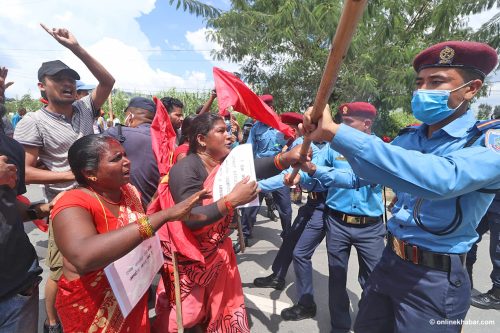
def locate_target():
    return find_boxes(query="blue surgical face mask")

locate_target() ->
[411,81,471,125]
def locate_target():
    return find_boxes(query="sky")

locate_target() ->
[0,0,499,111]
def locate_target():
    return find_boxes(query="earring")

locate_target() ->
[88,176,97,182]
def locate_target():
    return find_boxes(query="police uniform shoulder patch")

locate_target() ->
[485,129,500,153]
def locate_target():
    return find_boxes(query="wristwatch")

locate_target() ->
[26,204,39,220]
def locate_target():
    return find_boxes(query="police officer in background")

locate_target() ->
[287,103,385,332]
[253,112,324,293]
[470,194,500,309]
[105,97,160,206]
[238,94,292,251]
[299,41,500,332]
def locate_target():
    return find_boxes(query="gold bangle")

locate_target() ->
[137,216,154,240]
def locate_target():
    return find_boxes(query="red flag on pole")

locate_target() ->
[147,97,204,263]
[213,67,295,138]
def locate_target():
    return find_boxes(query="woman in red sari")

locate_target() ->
[154,113,305,332]
[50,135,206,333]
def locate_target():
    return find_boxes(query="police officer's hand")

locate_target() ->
[280,144,312,168]
[300,161,317,176]
[284,173,300,187]
[0,155,17,189]
[227,176,259,207]
[300,104,338,142]
[40,24,80,51]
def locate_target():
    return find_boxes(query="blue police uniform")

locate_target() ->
[470,194,500,308]
[241,121,291,241]
[255,142,324,291]
[301,144,385,332]
[322,112,500,332]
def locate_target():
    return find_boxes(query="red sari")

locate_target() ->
[153,166,249,333]
[51,184,150,333]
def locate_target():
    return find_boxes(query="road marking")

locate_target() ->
[244,293,291,314]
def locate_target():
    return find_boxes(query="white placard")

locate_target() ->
[213,144,259,208]
[104,234,163,318]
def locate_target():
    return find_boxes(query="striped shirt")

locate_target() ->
[14,95,97,199]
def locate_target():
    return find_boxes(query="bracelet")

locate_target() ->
[137,216,154,240]
[223,195,235,212]
[274,153,285,170]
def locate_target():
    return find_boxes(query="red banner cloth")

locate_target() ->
[147,97,204,263]
[213,67,295,138]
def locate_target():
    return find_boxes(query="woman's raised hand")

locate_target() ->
[165,189,210,221]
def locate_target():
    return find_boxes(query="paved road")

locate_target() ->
[25,186,499,332]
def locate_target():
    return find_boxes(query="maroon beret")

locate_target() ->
[338,102,377,119]
[413,41,498,78]
[259,94,273,103]
[280,112,303,126]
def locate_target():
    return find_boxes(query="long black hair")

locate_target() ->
[188,113,223,154]
[68,134,117,186]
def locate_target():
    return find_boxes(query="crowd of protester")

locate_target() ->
[0,24,499,333]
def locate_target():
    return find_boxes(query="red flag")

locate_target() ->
[213,67,295,138]
[148,97,204,263]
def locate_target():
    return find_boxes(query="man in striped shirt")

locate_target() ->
[13,25,114,333]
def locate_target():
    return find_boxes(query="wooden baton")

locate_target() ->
[289,0,368,179]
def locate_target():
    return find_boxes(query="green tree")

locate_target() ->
[200,0,499,135]
[493,105,500,119]
[4,94,43,115]
[477,103,493,119]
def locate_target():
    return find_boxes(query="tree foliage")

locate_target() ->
[168,0,221,18]
[494,105,500,119]
[205,0,500,135]
[477,103,493,119]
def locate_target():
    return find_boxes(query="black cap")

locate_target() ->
[38,60,80,82]
[126,97,156,113]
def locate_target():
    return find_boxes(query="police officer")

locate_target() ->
[285,103,385,333]
[300,41,500,332]
[253,113,325,292]
[105,97,159,206]
[470,194,500,309]
[238,95,292,250]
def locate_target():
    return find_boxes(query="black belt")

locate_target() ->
[327,207,381,225]
[388,233,466,272]
[307,191,326,201]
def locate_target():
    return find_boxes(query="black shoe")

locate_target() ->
[471,288,500,310]
[253,273,285,290]
[281,303,317,321]
[233,239,249,254]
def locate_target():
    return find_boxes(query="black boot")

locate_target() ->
[281,303,317,321]
[253,273,285,290]
[471,287,500,310]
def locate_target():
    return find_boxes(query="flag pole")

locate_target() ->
[289,0,368,179]
[172,251,184,332]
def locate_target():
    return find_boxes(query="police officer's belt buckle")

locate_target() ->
[308,192,318,200]
[391,235,419,265]
[343,214,363,224]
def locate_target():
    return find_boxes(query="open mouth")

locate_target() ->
[61,88,74,97]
